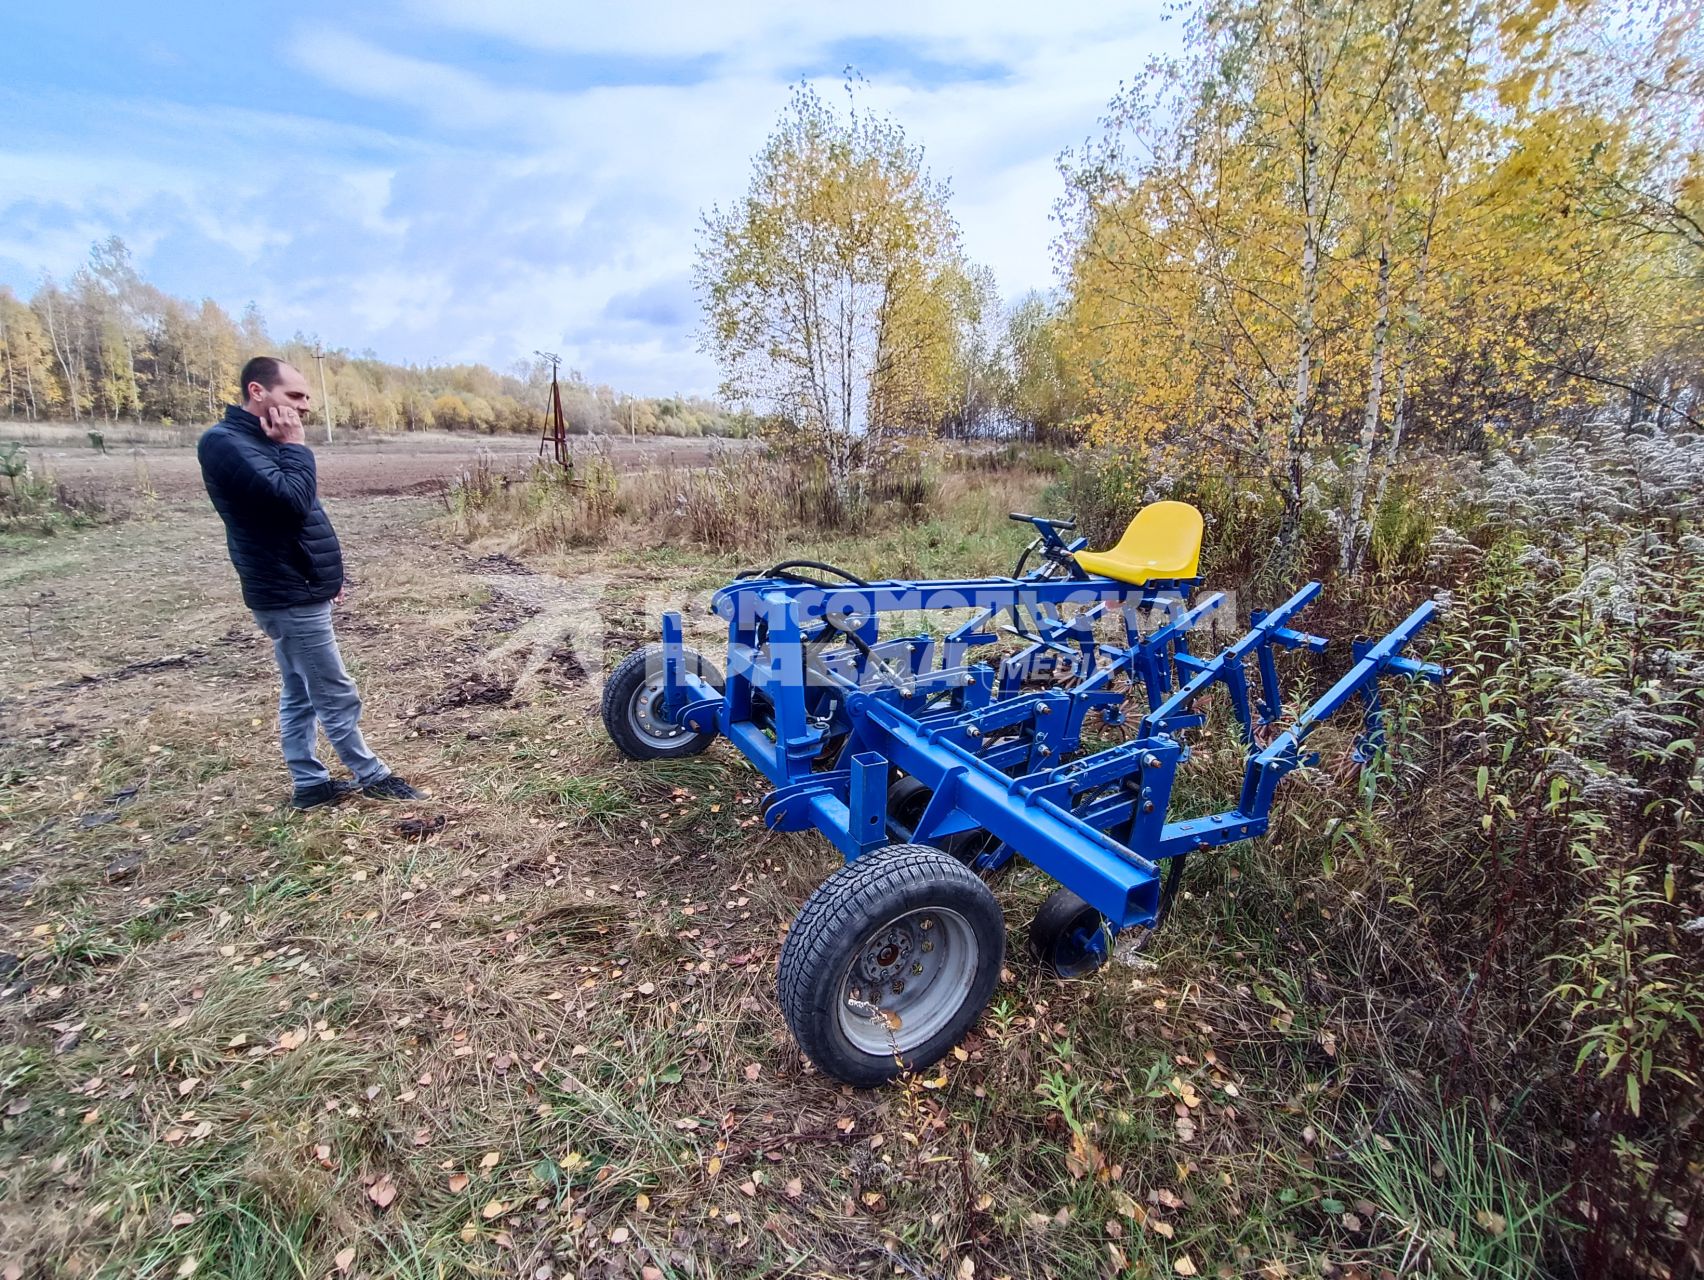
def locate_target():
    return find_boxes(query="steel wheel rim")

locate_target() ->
[629,675,687,749]
[837,907,978,1056]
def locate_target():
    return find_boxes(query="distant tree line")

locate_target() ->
[0,238,755,438]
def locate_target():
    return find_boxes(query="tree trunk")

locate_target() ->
[124,329,140,424]
[0,308,12,418]
[1370,233,1431,520]
[42,291,81,421]
[1341,189,1397,576]
[1281,46,1322,563]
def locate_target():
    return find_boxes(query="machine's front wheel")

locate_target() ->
[778,845,1005,1087]
[601,645,722,761]
[1028,887,1111,979]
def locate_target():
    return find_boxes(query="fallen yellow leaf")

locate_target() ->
[1476,1208,1508,1236]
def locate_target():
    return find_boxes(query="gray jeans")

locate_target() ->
[251,602,390,790]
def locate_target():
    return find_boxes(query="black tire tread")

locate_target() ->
[600,644,722,760]
[1028,886,1110,979]
[778,845,1004,1086]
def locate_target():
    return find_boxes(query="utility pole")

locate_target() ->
[313,344,335,444]
[534,351,570,471]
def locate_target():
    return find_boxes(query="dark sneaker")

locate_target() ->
[364,775,424,802]
[291,779,359,811]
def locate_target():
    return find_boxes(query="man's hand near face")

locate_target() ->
[262,404,308,446]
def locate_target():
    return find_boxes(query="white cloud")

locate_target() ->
[1,3,1179,395]
[407,0,1163,66]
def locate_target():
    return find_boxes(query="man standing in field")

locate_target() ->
[198,356,422,810]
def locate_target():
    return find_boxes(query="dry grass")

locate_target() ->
[443,446,952,557]
[0,466,1552,1279]
[0,421,203,449]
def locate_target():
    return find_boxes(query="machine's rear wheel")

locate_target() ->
[1028,887,1111,979]
[886,777,1001,867]
[777,845,1005,1087]
[601,645,722,760]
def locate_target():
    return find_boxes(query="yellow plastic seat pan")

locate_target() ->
[1072,501,1204,586]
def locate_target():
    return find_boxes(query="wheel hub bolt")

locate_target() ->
[921,939,934,953]
[910,962,924,975]
[920,917,934,930]
[890,979,905,994]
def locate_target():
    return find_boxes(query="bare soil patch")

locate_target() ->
[14,430,753,505]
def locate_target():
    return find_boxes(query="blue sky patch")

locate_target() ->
[0,2,1174,396]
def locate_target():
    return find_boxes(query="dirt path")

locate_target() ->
[0,494,870,1275]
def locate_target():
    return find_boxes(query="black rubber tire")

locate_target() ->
[600,645,723,761]
[777,845,1005,1087]
[1028,887,1112,979]
[885,777,933,840]
[885,777,1001,867]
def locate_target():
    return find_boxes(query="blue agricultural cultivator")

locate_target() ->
[601,502,1446,1085]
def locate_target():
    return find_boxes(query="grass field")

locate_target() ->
[0,445,1549,1279]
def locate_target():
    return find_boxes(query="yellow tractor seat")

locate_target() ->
[1072,501,1205,586]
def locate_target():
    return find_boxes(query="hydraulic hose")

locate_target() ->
[735,559,871,587]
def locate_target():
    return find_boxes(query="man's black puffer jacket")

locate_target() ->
[198,405,344,610]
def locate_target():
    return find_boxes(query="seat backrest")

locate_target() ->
[1115,501,1204,576]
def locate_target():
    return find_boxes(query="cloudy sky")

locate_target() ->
[0,3,1177,396]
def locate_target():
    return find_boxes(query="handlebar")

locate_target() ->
[1008,512,1077,532]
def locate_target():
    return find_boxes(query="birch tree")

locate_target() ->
[696,83,971,482]
[1059,0,1700,570]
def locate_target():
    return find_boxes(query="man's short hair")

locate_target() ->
[239,356,287,399]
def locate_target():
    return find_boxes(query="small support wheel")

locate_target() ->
[1028,887,1112,979]
[886,778,999,867]
[777,845,1005,1087]
[600,645,722,760]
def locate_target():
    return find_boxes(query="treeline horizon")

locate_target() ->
[0,240,757,439]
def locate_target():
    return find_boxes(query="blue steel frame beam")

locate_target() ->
[849,695,1163,929]
[659,571,1444,941]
